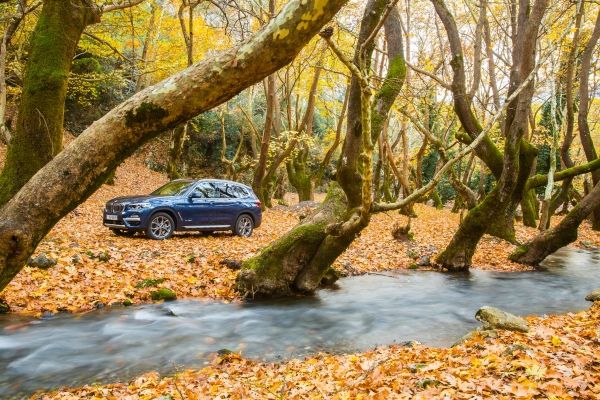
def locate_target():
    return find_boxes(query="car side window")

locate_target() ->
[193,182,218,198]
[233,186,249,198]
[216,183,236,198]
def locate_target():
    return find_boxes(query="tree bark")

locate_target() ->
[287,64,321,202]
[0,0,35,144]
[510,181,600,265]
[550,0,584,218]
[433,0,548,270]
[0,0,101,206]
[577,8,600,230]
[0,0,350,292]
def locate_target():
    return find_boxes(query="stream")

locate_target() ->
[1,247,599,398]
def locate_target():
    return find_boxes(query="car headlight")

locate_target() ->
[127,202,152,210]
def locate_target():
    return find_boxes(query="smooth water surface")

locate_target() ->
[1,247,599,398]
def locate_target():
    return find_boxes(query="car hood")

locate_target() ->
[107,195,172,205]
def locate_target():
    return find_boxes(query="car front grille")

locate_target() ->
[108,203,125,213]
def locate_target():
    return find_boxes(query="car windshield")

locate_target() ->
[151,181,193,196]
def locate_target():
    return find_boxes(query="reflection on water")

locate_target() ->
[1,247,599,398]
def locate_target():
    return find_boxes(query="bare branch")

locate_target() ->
[102,0,147,13]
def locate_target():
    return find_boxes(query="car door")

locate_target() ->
[177,182,218,227]
[214,183,243,226]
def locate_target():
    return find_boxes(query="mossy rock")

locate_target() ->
[28,253,57,270]
[0,298,9,314]
[122,299,133,307]
[150,288,176,301]
[135,278,165,288]
[96,251,111,262]
[320,268,339,286]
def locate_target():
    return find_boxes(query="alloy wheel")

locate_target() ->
[150,215,172,239]
[236,215,253,237]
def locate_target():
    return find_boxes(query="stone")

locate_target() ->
[217,348,235,356]
[475,306,529,332]
[219,259,242,270]
[28,253,57,270]
[417,255,431,266]
[585,289,600,302]
[162,308,177,317]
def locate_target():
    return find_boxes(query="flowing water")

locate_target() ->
[1,247,599,398]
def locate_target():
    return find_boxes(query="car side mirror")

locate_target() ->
[189,192,202,199]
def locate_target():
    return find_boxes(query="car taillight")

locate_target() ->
[255,200,261,208]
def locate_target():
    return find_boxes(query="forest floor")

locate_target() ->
[1,149,599,316]
[33,302,600,399]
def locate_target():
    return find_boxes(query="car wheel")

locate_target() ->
[111,228,136,237]
[234,214,254,237]
[146,212,175,240]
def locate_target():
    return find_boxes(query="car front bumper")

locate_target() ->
[103,209,150,230]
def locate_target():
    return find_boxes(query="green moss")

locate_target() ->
[150,288,177,301]
[72,58,101,74]
[416,379,441,389]
[125,102,169,128]
[509,245,528,261]
[376,54,406,104]
[135,278,166,288]
[122,299,133,307]
[0,298,9,314]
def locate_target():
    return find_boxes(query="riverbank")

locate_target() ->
[32,301,600,399]
[1,152,599,316]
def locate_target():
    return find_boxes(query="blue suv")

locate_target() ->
[103,179,262,239]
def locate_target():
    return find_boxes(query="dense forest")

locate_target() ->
[0,0,599,398]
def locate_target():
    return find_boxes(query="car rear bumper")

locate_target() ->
[253,211,262,228]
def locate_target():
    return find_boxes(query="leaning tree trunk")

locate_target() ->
[237,0,406,296]
[510,180,600,265]
[0,0,101,206]
[548,0,584,219]
[0,0,350,293]
[433,0,548,270]
[577,8,600,230]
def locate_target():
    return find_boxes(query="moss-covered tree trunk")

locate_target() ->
[0,0,100,206]
[237,0,406,296]
[286,64,321,202]
[167,124,188,180]
[433,0,548,270]
[287,151,314,202]
[577,8,600,230]
[510,180,600,265]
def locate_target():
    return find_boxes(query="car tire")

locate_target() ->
[234,214,254,237]
[111,228,136,237]
[146,212,175,240]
